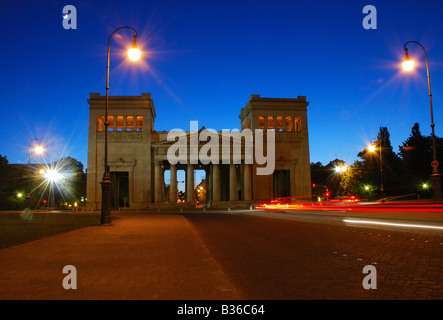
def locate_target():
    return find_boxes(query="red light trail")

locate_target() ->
[255,197,443,213]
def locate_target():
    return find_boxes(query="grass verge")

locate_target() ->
[0,211,101,249]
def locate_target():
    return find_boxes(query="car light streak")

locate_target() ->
[343,219,443,230]
[255,198,443,213]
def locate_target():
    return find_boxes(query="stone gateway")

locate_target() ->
[86,93,311,210]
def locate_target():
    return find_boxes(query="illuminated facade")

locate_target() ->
[86,93,311,210]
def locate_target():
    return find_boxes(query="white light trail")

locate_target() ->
[343,219,443,230]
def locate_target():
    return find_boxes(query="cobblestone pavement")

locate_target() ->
[185,210,443,299]
[0,213,242,300]
[0,209,441,300]
[319,223,443,299]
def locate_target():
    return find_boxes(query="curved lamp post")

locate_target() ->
[101,27,141,225]
[402,41,441,202]
[29,138,43,164]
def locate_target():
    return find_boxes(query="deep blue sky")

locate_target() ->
[1,0,443,170]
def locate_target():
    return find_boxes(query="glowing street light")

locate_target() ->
[29,138,43,164]
[101,27,141,225]
[128,47,141,61]
[402,59,415,72]
[35,145,43,154]
[128,36,141,61]
[402,41,441,202]
[402,49,415,71]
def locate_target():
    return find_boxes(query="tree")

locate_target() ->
[338,160,369,197]
[342,127,405,198]
[310,161,327,186]
[42,157,86,207]
[399,123,431,192]
[399,122,443,198]
[0,155,40,209]
[311,159,347,198]
[376,127,405,195]
[57,156,86,200]
[0,154,9,208]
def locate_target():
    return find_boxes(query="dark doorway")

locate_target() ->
[273,170,290,198]
[111,172,129,209]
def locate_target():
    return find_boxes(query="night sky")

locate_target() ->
[1,0,443,173]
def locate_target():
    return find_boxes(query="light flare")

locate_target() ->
[27,158,80,208]
[44,169,64,183]
[402,60,415,72]
[128,47,141,61]
[34,145,44,154]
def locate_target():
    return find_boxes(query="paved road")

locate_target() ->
[184,209,443,299]
[0,208,441,300]
[0,213,242,300]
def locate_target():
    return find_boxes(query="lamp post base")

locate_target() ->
[100,178,112,225]
[431,173,441,202]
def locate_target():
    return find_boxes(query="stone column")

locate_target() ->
[170,164,177,204]
[244,163,252,201]
[154,161,163,203]
[186,164,194,203]
[207,164,213,206]
[229,164,237,201]
[212,163,220,202]
[205,166,212,206]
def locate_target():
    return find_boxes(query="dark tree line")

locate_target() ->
[0,155,86,210]
[311,123,443,200]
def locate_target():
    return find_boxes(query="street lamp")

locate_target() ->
[368,139,384,201]
[101,27,141,225]
[402,41,441,202]
[423,183,429,199]
[29,138,43,164]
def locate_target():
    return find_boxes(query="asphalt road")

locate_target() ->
[184,209,443,299]
[0,208,441,300]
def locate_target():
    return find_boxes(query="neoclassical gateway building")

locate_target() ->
[86,93,311,210]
